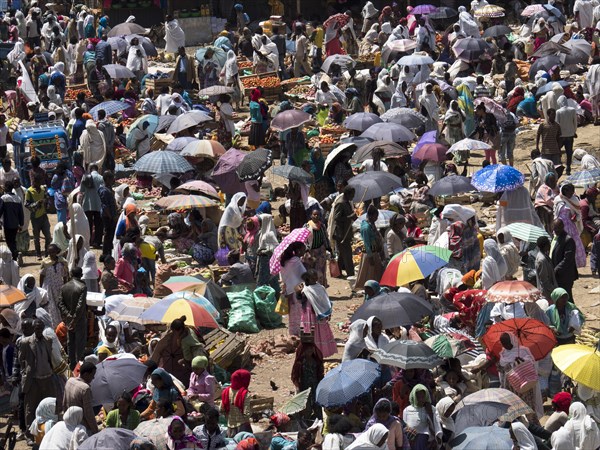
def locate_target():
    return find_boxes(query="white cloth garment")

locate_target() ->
[39,406,88,450]
[67,235,88,272]
[257,214,278,253]
[218,192,247,236]
[346,424,389,450]
[343,319,368,362]
[279,257,306,295]
[165,19,185,53]
[365,316,390,351]
[564,402,600,450]
[0,245,19,287]
[511,422,538,450]
[496,186,543,231]
[482,239,507,289]
[302,283,332,320]
[15,274,48,316]
[29,397,58,439]
[68,204,90,248]
[458,6,480,38]
[79,120,106,169]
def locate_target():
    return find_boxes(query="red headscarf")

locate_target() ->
[221,369,251,413]
[448,221,465,259]
[250,88,261,102]
[244,216,260,246]
[552,392,572,413]
[236,438,259,450]
[506,87,525,113]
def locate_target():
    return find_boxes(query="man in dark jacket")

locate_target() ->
[551,218,579,301]
[332,186,357,278]
[94,33,113,67]
[57,268,88,369]
[0,181,24,260]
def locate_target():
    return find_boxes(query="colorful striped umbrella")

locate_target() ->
[155,194,220,210]
[566,169,600,187]
[161,276,206,293]
[163,291,220,320]
[486,280,543,304]
[505,222,550,243]
[380,245,452,287]
[270,228,313,275]
[471,164,525,193]
[425,334,473,358]
[0,285,26,307]
[140,298,219,328]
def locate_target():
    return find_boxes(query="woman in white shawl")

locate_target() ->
[29,397,58,444]
[346,424,388,450]
[496,186,543,232]
[165,16,186,54]
[15,12,26,39]
[553,183,586,268]
[390,78,408,109]
[15,274,48,318]
[51,222,70,255]
[0,245,19,287]
[126,37,148,80]
[365,316,390,351]
[343,319,368,362]
[256,214,279,289]
[573,148,600,171]
[79,120,106,169]
[481,238,507,290]
[218,192,247,251]
[510,421,538,450]
[68,203,90,248]
[67,234,87,271]
[458,6,480,38]
[46,85,62,106]
[372,69,394,115]
[563,402,600,450]
[496,228,521,279]
[7,39,25,67]
[39,406,87,450]
[362,2,380,34]
[223,50,241,106]
[419,84,439,132]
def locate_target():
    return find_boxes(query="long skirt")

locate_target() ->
[288,293,302,336]
[355,252,384,290]
[289,203,306,231]
[257,253,280,295]
[303,245,328,288]
[556,208,587,268]
[300,301,337,358]
[248,122,265,146]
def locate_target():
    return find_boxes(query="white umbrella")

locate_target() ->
[166,111,212,135]
[447,138,492,153]
[398,54,434,66]
[323,143,356,174]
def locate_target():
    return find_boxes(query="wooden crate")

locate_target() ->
[205,328,248,370]
[247,396,275,415]
[319,142,335,156]
[241,71,282,100]
[146,77,172,92]
[435,193,473,206]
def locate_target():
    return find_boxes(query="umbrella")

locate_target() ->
[361,123,415,143]
[551,32,568,43]
[323,143,356,174]
[315,359,380,407]
[398,54,435,66]
[343,112,382,132]
[165,136,198,152]
[384,38,418,54]
[181,139,226,159]
[561,39,592,65]
[425,333,475,358]
[474,97,508,122]
[163,291,220,320]
[140,298,219,328]
[428,175,475,197]
[381,108,427,128]
[198,85,235,96]
[352,141,408,163]
[456,388,534,422]
[107,36,128,54]
[505,222,550,243]
[353,209,398,231]
[124,34,158,57]
[156,115,177,133]
[411,4,437,14]
[102,64,136,79]
[486,280,543,304]
[551,344,600,391]
[372,340,443,369]
[348,172,405,202]
[482,25,512,38]
[381,246,452,287]
[532,41,571,59]
[340,136,374,147]
[566,169,600,187]
[211,148,247,195]
[471,164,525,192]
[0,285,26,307]
[135,418,192,450]
[236,148,273,181]
[473,4,505,17]
[412,143,448,162]
[453,403,511,435]
[167,111,212,134]
[529,55,561,79]
[272,164,314,184]
[107,296,161,324]
[79,428,138,450]
[544,3,566,23]
[195,46,227,66]
[448,138,492,153]
[270,228,313,275]
[90,355,147,406]
[521,4,546,16]
[453,37,494,62]
[321,54,355,73]
[280,388,311,415]
[107,22,147,37]
[270,110,312,132]
[133,151,194,174]
[482,318,556,361]
[199,279,231,310]
[351,292,434,328]
[323,13,350,29]
[160,274,204,292]
[450,426,512,450]
[155,194,220,210]
[427,7,458,19]
[88,100,129,120]
[535,80,571,97]
[175,180,219,199]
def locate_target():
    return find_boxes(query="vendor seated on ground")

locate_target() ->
[219,251,255,286]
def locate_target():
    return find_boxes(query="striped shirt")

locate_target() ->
[537,121,562,155]
[474,84,490,98]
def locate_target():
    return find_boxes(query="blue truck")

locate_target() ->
[12,121,71,188]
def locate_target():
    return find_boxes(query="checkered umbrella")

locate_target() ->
[236,148,273,181]
[165,137,198,153]
[566,169,600,187]
[316,359,380,407]
[270,228,313,275]
[88,101,130,120]
[133,150,194,174]
[455,388,534,423]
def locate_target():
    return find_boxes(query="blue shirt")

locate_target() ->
[80,171,104,212]
[71,119,86,150]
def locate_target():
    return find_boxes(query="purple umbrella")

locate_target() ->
[412,130,438,167]
[211,148,248,195]
[270,109,312,132]
[411,4,437,14]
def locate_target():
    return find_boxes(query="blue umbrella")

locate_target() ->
[195,46,227,66]
[535,80,570,97]
[316,359,380,407]
[125,114,160,148]
[88,100,130,120]
[450,426,512,450]
[471,164,525,193]
[543,3,566,23]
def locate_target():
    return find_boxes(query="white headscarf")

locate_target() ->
[564,402,600,450]
[441,204,477,223]
[0,245,19,287]
[435,397,455,433]
[68,203,90,248]
[346,424,388,450]
[365,316,390,351]
[47,85,62,106]
[15,274,47,316]
[39,406,87,450]
[343,319,368,362]
[258,214,278,253]
[219,192,247,231]
[551,427,575,450]
[419,85,440,121]
[365,24,379,43]
[29,397,58,438]
[164,18,185,53]
[51,222,70,252]
[302,283,332,320]
[362,1,379,19]
[511,422,537,450]
[483,238,507,284]
[225,50,238,82]
[79,120,106,168]
[67,235,88,271]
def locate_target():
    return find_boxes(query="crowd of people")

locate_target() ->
[0,0,599,449]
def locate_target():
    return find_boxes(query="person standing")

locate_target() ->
[551,219,579,300]
[330,186,356,279]
[555,96,578,175]
[529,149,556,198]
[62,361,98,435]
[164,15,186,55]
[57,267,88,370]
[80,165,104,249]
[97,110,116,172]
[0,114,11,159]
[535,235,558,301]
[473,103,499,164]
[25,174,51,260]
[173,47,196,90]
[0,158,20,187]
[98,171,117,259]
[0,181,24,261]
[294,25,311,78]
[499,110,518,166]
[536,108,562,165]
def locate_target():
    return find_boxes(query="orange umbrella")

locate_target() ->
[486,280,543,304]
[482,318,556,361]
[0,285,26,307]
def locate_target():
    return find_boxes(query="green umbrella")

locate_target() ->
[280,388,311,415]
[505,222,550,243]
[425,334,470,358]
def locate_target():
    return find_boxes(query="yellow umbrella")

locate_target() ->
[551,344,600,391]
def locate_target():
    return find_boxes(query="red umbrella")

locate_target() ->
[412,143,448,162]
[486,281,543,304]
[324,13,350,29]
[482,318,556,361]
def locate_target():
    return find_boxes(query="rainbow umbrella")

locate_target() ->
[161,276,206,293]
[381,245,452,287]
[140,298,219,328]
[163,291,220,320]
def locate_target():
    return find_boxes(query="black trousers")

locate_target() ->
[85,210,103,247]
[4,228,18,260]
[335,238,355,277]
[102,215,117,257]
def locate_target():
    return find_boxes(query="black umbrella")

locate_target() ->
[107,22,147,37]
[453,37,495,62]
[339,136,374,148]
[529,55,561,79]
[348,172,405,201]
[427,6,458,19]
[351,292,434,328]
[272,165,314,184]
[124,34,158,57]
[428,175,475,197]
[196,276,231,310]
[483,25,512,38]
[236,148,273,181]
[353,141,408,163]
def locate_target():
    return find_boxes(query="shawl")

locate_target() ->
[496,186,543,231]
[448,221,465,259]
[362,1,379,19]
[39,406,87,450]
[67,235,88,272]
[29,397,57,438]
[511,422,537,450]
[419,90,439,121]
[343,319,367,361]
[365,316,390,351]
[220,192,247,231]
[243,216,260,247]
[291,342,324,388]
[166,416,201,450]
[346,424,388,450]
[222,369,251,413]
[302,283,332,320]
[225,50,238,81]
[151,368,181,403]
[499,332,535,367]
[115,184,130,208]
[366,399,397,429]
[79,120,106,168]
[507,88,525,112]
[0,245,19,287]
[435,397,455,433]
[165,19,186,53]
[125,203,138,230]
[15,274,47,316]
[564,402,600,450]
[257,214,278,253]
[68,203,90,248]
[554,191,583,232]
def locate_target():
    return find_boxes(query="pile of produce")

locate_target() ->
[238,60,253,69]
[321,124,346,134]
[576,326,600,348]
[286,84,316,99]
[241,76,281,89]
[65,88,92,102]
[280,76,310,86]
[319,135,336,144]
[277,223,290,235]
[324,362,339,373]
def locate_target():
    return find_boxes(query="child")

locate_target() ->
[437,370,467,401]
[133,267,153,296]
[220,369,252,437]
[138,236,157,285]
[291,336,324,420]
[186,356,216,410]
[192,407,227,450]
[592,230,600,277]
[298,269,336,358]
[100,256,123,296]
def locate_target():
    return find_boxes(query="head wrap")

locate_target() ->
[192,356,208,369]
[552,392,572,413]
[270,412,290,428]
[551,287,569,302]
[221,369,251,413]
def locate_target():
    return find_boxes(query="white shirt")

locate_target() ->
[156,93,173,115]
[555,105,578,138]
[360,159,389,172]
[0,125,8,146]
[574,0,595,28]
[0,168,19,186]
[220,103,235,135]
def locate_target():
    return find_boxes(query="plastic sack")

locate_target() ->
[227,289,259,333]
[215,246,230,267]
[274,295,289,315]
[253,285,282,329]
